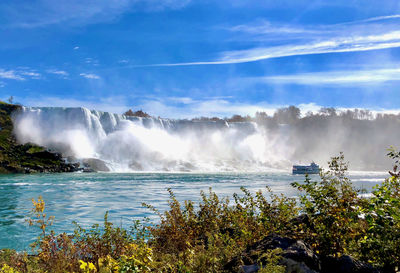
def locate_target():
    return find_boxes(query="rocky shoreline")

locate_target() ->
[0,102,79,174]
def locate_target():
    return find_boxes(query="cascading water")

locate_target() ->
[12,107,292,172]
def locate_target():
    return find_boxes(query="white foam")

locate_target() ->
[13,107,292,172]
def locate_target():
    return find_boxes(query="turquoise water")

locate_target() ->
[0,171,388,250]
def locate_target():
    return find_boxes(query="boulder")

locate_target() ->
[225,235,320,272]
[82,158,110,172]
[225,235,380,273]
[321,255,380,273]
[129,161,143,171]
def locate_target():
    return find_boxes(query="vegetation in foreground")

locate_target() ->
[1,151,400,272]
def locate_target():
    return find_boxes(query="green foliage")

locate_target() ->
[0,102,73,174]
[146,187,298,272]
[73,212,136,261]
[0,264,20,273]
[26,146,45,154]
[0,250,25,273]
[258,249,286,273]
[291,153,364,257]
[27,196,54,239]
[358,148,400,271]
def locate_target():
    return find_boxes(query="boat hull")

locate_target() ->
[292,169,320,175]
[292,163,320,175]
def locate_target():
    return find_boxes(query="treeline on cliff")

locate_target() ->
[219,106,400,171]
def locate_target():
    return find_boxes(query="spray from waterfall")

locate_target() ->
[12,107,292,172]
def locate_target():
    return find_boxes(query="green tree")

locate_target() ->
[359,147,400,271]
[291,153,363,257]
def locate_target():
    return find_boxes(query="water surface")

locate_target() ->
[0,171,388,250]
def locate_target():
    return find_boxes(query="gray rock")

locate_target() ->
[129,161,143,171]
[225,235,381,273]
[240,264,259,273]
[321,255,380,273]
[251,235,320,271]
[225,235,320,272]
[281,257,318,273]
[82,158,110,172]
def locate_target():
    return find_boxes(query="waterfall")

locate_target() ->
[12,107,292,172]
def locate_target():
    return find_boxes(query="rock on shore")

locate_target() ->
[225,235,379,273]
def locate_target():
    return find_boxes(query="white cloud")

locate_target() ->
[148,15,400,66]
[252,68,400,85]
[0,68,41,80]
[0,69,24,80]
[80,73,100,79]
[139,99,287,118]
[168,97,196,104]
[16,95,286,118]
[73,46,80,50]
[228,20,323,35]
[343,14,400,24]
[47,69,69,78]
[150,31,400,66]
[84,58,100,66]
[1,0,191,28]
[230,14,400,36]
[21,96,129,114]
[20,71,41,79]
[134,99,400,119]
[15,95,400,119]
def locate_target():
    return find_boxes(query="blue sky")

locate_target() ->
[1,0,400,117]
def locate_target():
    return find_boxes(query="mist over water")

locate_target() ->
[13,106,400,172]
[13,107,292,172]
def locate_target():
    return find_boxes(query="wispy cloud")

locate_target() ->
[167,97,196,104]
[16,95,400,118]
[139,98,291,118]
[47,69,69,78]
[0,68,41,80]
[21,96,129,114]
[0,69,24,80]
[84,58,99,66]
[80,73,100,79]
[342,14,400,24]
[230,14,400,37]
[250,68,400,86]
[150,32,400,66]
[228,20,323,35]
[148,15,400,66]
[20,95,274,118]
[21,95,290,118]
[1,0,191,28]
[19,71,41,79]
[129,98,400,119]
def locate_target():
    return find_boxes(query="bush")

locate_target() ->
[358,148,400,271]
[291,153,365,257]
[144,186,298,272]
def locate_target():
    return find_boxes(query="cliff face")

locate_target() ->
[0,102,78,174]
